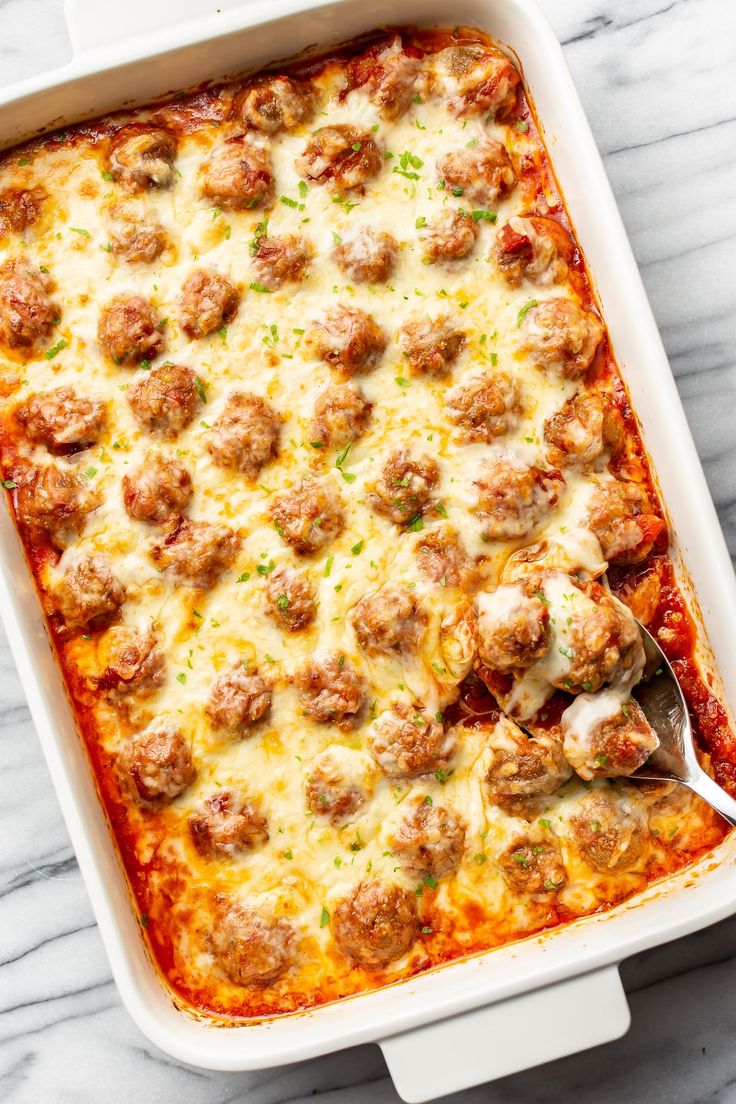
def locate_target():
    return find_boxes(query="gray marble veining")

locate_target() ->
[1,1,735,1101]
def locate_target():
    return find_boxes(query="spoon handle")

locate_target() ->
[688,769,736,828]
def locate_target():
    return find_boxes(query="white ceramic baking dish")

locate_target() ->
[2,0,735,1099]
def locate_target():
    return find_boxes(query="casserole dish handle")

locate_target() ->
[379,965,629,1102]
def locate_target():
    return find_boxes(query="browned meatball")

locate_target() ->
[296,125,382,193]
[438,141,516,206]
[498,833,567,893]
[485,717,572,800]
[476,583,549,671]
[211,900,295,986]
[569,789,649,873]
[305,746,374,823]
[439,44,520,119]
[296,653,363,724]
[475,457,564,541]
[562,695,658,780]
[446,372,521,441]
[347,37,421,120]
[519,298,604,379]
[0,258,58,350]
[208,392,280,479]
[52,553,125,630]
[368,704,456,779]
[309,384,372,449]
[333,230,397,283]
[151,518,239,588]
[122,453,192,524]
[368,448,439,526]
[494,216,574,287]
[96,625,165,697]
[415,526,477,589]
[0,186,45,238]
[98,294,163,365]
[305,305,385,375]
[180,268,239,340]
[107,206,167,264]
[125,721,195,805]
[252,234,310,288]
[544,391,625,471]
[264,564,315,632]
[400,315,465,376]
[349,584,426,656]
[107,125,177,191]
[587,479,665,565]
[421,209,479,263]
[389,795,466,880]
[14,387,106,452]
[127,363,198,438]
[270,478,344,555]
[331,880,417,966]
[189,789,268,859]
[200,135,273,211]
[15,464,98,546]
[206,662,272,734]
[554,584,644,695]
[236,75,316,133]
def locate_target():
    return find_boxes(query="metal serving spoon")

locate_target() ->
[632,621,736,827]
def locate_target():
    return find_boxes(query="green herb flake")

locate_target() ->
[415,215,427,229]
[516,298,538,326]
[194,375,207,403]
[44,338,68,360]
[351,540,364,555]
[471,209,497,223]
[2,479,18,490]
[236,572,250,582]
[176,672,186,684]
[320,906,330,928]
[69,226,91,238]
[256,559,276,577]
[279,195,298,208]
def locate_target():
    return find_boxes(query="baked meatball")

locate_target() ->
[0,186,45,238]
[236,74,316,133]
[437,141,516,206]
[446,372,522,442]
[519,297,603,379]
[15,464,98,546]
[122,453,192,524]
[498,833,567,893]
[107,125,177,191]
[331,880,417,966]
[333,229,397,283]
[208,392,280,479]
[399,315,465,376]
[415,526,476,589]
[151,518,239,588]
[52,553,125,630]
[562,694,658,780]
[544,390,625,471]
[485,718,572,801]
[420,208,479,263]
[389,795,466,880]
[206,662,272,734]
[189,789,268,859]
[252,234,310,287]
[125,721,195,805]
[368,705,456,779]
[476,584,549,671]
[0,258,58,350]
[438,44,520,119]
[296,653,363,724]
[309,384,372,448]
[305,746,375,823]
[107,205,167,264]
[96,625,165,697]
[180,268,239,340]
[305,305,385,375]
[14,387,106,452]
[270,478,344,555]
[296,125,382,192]
[347,36,421,120]
[555,584,645,695]
[98,294,163,365]
[587,479,665,565]
[200,135,273,210]
[264,564,315,632]
[127,363,198,438]
[494,216,574,288]
[569,789,649,873]
[475,457,564,541]
[368,448,439,526]
[349,584,426,656]
[211,900,295,986]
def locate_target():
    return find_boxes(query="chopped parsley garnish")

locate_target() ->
[335,442,356,483]
[279,195,298,208]
[250,281,272,293]
[406,514,424,532]
[44,338,67,360]
[471,209,497,223]
[351,540,364,555]
[69,226,91,238]
[194,375,207,403]
[516,299,538,326]
[1,479,17,490]
[320,907,330,928]
[256,559,276,576]
[415,215,427,229]
[236,572,250,582]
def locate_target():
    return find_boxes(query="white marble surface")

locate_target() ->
[1,0,735,1100]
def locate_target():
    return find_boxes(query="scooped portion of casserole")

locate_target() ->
[0,26,730,1019]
